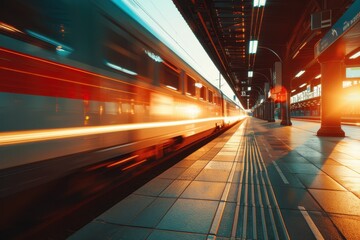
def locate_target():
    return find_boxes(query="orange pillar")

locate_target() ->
[316,58,345,137]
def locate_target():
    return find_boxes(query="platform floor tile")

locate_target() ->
[156,198,218,234]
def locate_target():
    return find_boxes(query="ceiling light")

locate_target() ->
[315,74,321,79]
[292,50,300,59]
[248,71,254,77]
[349,50,360,59]
[249,40,258,54]
[295,70,305,78]
[299,83,307,88]
[254,0,266,7]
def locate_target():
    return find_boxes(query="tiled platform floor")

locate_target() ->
[70,118,360,240]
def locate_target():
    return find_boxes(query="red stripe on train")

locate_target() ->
[0,48,148,102]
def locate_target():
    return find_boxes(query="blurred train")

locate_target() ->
[0,0,245,191]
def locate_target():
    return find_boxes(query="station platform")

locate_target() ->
[69,117,360,240]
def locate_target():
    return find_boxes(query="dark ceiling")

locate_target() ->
[172,0,356,108]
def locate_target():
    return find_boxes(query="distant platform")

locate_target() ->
[69,118,360,240]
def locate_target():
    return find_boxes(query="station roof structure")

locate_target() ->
[172,0,357,108]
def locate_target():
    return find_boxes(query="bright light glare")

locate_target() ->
[349,51,360,59]
[254,0,266,7]
[195,83,203,88]
[248,71,254,77]
[105,61,137,75]
[315,74,321,79]
[345,92,360,102]
[295,70,305,78]
[0,118,236,146]
[184,105,201,117]
[249,40,258,54]
[299,83,307,88]
[166,85,177,91]
[145,50,163,62]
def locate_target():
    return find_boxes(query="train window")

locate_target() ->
[200,85,207,101]
[215,95,221,105]
[208,90,214,103]
[0,0,73,53]
[186,75,196,96]
[160,61,179,91]
[104,28,152,81]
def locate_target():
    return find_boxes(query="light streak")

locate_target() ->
[0,22,22,33]
[107,155,139,168]
[295,70,305,78]
[122,159,147,171]
[0,116,245,146]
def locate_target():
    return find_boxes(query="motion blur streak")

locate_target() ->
[0,116,245,146]
[107,155,139,168]
[121,159,147,171]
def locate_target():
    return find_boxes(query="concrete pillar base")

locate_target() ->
[280,120,292,126]
[317,126,345,137]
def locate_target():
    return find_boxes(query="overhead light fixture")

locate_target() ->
[315,74,321,79]
[291,89,296,93]
[247,86,252,91]
[249,40,258,54]
[295,70,305,78]
[292,50,300,59]
[349,50,360,59]
[299,83,307,88]
[248,71,254,77]
[254,0,266,7]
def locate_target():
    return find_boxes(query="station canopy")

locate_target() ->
[173,0,357,108]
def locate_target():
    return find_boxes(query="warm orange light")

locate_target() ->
[0,22,22,33]
[0,117,246,146]
[344,92,360,102]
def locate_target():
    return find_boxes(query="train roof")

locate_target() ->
[110,1,219,86]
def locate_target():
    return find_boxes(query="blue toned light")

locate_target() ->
[145,50,162,62]
[249,40,258,54]
[105,61,138,76]
[254,0,266,7]
[26,30,73,56]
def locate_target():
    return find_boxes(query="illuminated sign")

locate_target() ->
[346,67,360,78]
[315,0,360,57]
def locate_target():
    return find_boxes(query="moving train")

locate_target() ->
[0,0,245,193]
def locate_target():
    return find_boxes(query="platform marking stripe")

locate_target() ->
[250,145,257,239]
[254,137,290,240]
[208,123,246,239]
[252,139,278,239]
[298,206,325,240]
[231,123,247,239]
[208,201,226,237]
[273,161,289,184]
[242,139,249,239]
[252,143,268,240]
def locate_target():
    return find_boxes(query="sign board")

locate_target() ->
[315,0,360,57]
[311,10,332,30]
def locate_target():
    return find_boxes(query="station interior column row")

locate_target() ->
[252,43,347,137]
